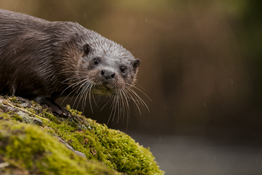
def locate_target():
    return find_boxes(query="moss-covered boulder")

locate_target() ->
[0,96,164,175]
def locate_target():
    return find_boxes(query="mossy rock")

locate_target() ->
[0,96,164,175]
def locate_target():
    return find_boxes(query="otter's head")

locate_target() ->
[76,31,140,95]
[61,28,147,118]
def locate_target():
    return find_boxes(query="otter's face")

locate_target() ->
[78,43,140,95]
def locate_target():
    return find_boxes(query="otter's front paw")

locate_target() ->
[35,97,71,117]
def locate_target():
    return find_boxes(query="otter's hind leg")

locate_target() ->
[34,96,70,117]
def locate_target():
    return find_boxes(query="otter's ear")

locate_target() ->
[83,44,92,55]
[133,59,140,68]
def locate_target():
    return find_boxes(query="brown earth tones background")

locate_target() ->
[1,0,262,174]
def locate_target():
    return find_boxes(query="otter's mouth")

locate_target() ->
[91,84,117,95]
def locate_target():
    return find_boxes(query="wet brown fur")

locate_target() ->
[0,9,142,117]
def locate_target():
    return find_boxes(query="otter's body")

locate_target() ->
[0,9,140,116]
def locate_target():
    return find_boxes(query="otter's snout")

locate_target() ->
[101,69,115,80]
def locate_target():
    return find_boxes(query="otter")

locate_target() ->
[0,9,144,117]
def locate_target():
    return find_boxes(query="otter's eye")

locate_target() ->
[93,58,100,65]
[120,66,126,73]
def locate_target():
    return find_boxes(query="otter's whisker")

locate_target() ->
[127,88,150,113]
[73,79,90,109]
[112,94,118,122]
[107,95,116,124]
[126,83,152,102]
[125,90,142,115]
[82,82,92,114]
[78,81,91,111]
[97,95,101,104]
[101,95,112,111]
[60,77,88,96]
[119,91,124,120]
[120,90,131,129]
[92,93,99,108]
[120,89,130,123]
[88,84,94,113]
[61,78,88,105]
[119,91,126,123]
[116,94,121,123]
[74,83,86,109]
[121,89,130,111]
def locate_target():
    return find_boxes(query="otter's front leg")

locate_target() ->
[34,96,70,117]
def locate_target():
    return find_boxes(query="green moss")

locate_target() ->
[86,120,162,175]
[67,104,82,115]
[9,96,17,103]
[43,110,61,124]
[10,112,23,122]
[0,112,10,120]
[0,96,164,175]
[0,120,120,175]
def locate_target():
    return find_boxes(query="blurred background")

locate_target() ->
[1,0,262,174]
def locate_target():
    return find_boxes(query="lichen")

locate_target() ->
[0,96,164,175]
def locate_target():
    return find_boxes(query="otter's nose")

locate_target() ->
[101,69,115,79]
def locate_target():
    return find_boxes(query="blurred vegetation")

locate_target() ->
[0,0,262,143]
